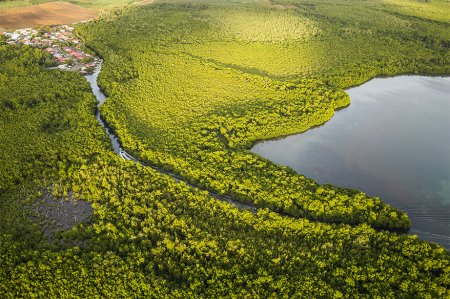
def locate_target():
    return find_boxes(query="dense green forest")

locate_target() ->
[1,0,450,297]
[77,0,450,229]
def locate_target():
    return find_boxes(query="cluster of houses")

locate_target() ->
[2,25,100,74]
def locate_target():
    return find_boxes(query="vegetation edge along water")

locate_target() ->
[1,0,450,297]
[76,0,450,230]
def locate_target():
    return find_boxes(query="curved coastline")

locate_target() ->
[85,57,448,246]
[250,72,450,149]
[251,74,450,248]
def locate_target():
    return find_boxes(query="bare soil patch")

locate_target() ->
[0,1,98,30]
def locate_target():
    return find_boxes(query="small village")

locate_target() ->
[2,25,100,74]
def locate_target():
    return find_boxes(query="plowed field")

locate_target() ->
[0,2,98,29]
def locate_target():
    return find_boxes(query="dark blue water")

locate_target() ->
[252,76,450,248]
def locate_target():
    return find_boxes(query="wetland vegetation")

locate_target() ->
[252,75,450,248]
[1,0,449,297]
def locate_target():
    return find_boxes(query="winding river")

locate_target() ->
[86,66,449,249]
[252,76,450,248]
[85,65,258,213]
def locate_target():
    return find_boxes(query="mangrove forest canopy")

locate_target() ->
[1,0,449,297]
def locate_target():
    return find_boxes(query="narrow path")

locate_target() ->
[85,65,258,213]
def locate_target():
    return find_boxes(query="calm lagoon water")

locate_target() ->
[252,76,450,248]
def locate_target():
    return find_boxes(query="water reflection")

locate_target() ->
[252,76,450,248]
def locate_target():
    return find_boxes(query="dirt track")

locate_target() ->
[0,1,98,30]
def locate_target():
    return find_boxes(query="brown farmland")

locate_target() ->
[0,2,98,30]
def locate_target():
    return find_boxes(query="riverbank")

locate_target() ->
[85,65,259,214]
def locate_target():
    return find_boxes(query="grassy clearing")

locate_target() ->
[382,0,450,22]
[0,0,30,9]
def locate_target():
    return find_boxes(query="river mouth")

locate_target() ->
[252,76,450,249]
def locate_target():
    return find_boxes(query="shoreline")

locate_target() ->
[249,72,450,149]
